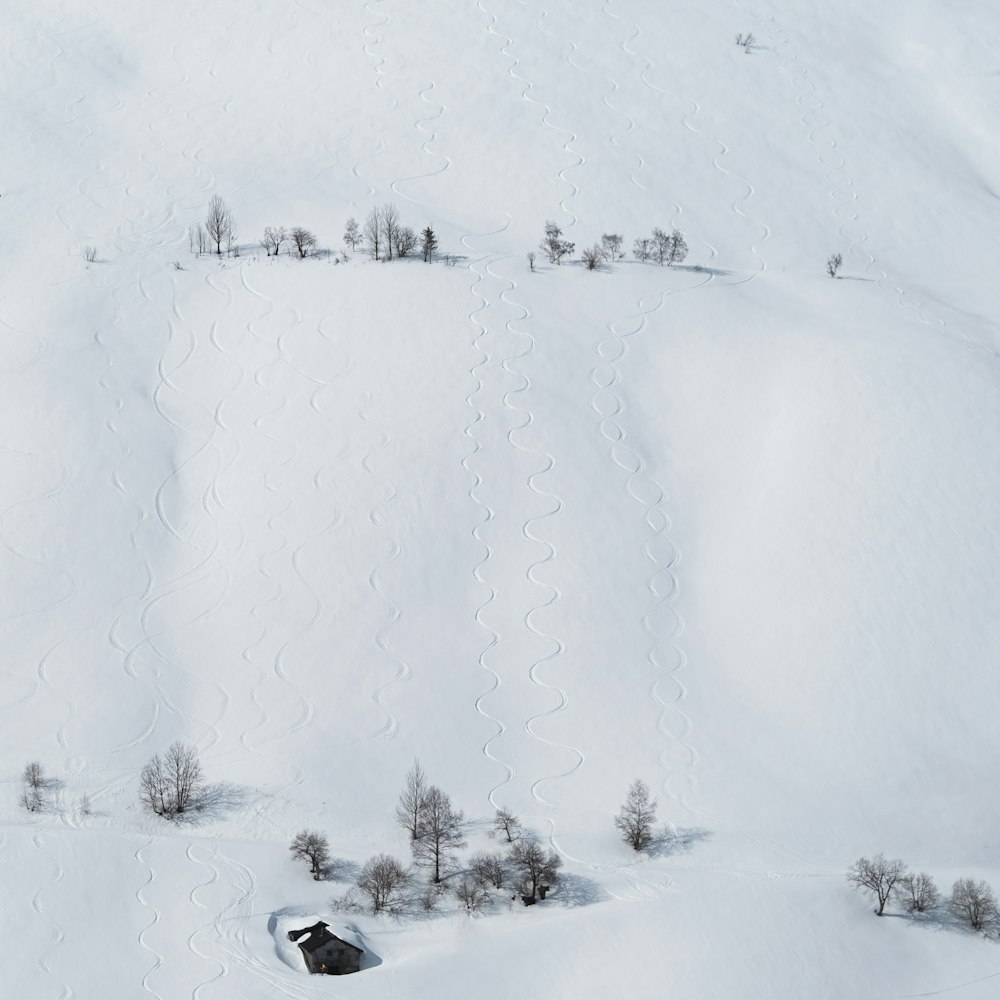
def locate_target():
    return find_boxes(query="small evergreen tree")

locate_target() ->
[421,226,438,263]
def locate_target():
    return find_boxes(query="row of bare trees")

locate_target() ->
[848,854,998,931]
[537,221,689,272]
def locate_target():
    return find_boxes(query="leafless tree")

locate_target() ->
[615,779,658,852]
[847,854,908,915]
[19,785,44,812]
[413,786,466,883]
[470,850,507,889]
[652,227,689,266]
[290,227,318,259]
[827,252,843,278]
[633,236,652,262]
[951,878,998,931]
[260,226,287,257]
[395,225,417,258]
[540,220,575,265]
[508,838,561,902]
[582,245,603,271]
[380,202,401,260]
[77,794,93,817]
[83,246,97,263]
[395,759,429,840]
[357,854,411,913]
[735,32,756,50]
[289,830,330,880]
[190,224,210,255]
[900,872,940,914]
[23,761,44,789]
[343,217,361,252]
[363,207,382,260]
[456,876,490,913]
[139,741,203,816]
[600,233,625,262]
[205,195,235,256]
[527,251,536,271]
[491,807,522,843]
[421,225,438,263]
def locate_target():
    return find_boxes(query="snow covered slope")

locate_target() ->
[2,0,1000,996]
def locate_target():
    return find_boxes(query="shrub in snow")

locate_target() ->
[357,854,411,913]
[827,252,843,278]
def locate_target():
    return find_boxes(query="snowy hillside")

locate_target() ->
[2,0,1000,996]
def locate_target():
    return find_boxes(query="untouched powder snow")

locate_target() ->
[2,0,999,996]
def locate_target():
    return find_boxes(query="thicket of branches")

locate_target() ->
[139,742,203,817]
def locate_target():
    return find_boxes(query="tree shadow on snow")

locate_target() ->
[884,907,1000,942]
[646,826,712,858]
[173,782,252,825]
[547,872,609,907]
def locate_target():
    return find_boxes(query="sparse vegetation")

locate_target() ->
[491,807,522,843]
[508,838,561,903]
[540,220,575,265]
[846,854,907,915]
[357,853,411,913]
[139,741,203,817]
[615,779,658,852]
[900,872,940,914]
[950,878,997,931]
[289,830,330,880]
[827,252,843,278]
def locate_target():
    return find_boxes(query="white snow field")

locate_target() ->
[2,0,1000,996]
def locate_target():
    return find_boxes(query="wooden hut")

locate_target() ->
[287,921,363,976]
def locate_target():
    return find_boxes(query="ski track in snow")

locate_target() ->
[480,0,581,227]
[760,0,1000,366]
[589,291,701,812]
[31,831,73,1000]
[359,391,409,742]
[488,259,584,816]
[186,843,229,999]
[461,254,514,807]
[389,82,452,208]
[135,839,165,1000]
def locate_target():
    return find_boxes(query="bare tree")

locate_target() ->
[491,807,522,843]
[140,742,203,817]
[205,195,235,256]
[735,32,756,50]
[470,850,507,889]
[615,779,658,852]
[581,245,603,271]
[23,761,44,789]
[395,759,429,840]
[260,226,287,257]
[83,246,97,263]
[666,228,689,266]
[290,227,318,259]
[540,220,575,265]
[651,227,689,267]
[421,225,438,263]
[508,838,561,902]
[395,226,417,258]
[413,786,466,883]
[951,878,998,931]
[900,872,940,914]
[600,233,625,262]
[827,252,843,278]
[363,207,382,260]
[289,830,330,880]
[357,854,411,913]
[846,855,908,915]
[190,224,210,255]
[78,794,93,817]
[380,202,401,260]
[456,876,490,913]
[527,251,536,271]
[343,217,361,252]
[18,785,44,812]
[633,236,652,262]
